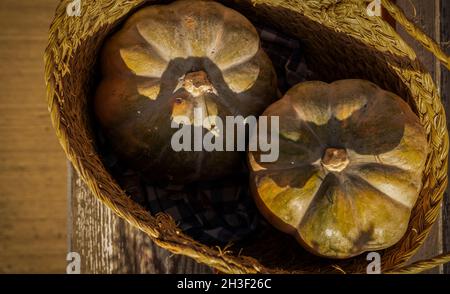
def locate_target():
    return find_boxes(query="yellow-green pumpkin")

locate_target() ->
[248,79,428,259]
[95,0,277,183]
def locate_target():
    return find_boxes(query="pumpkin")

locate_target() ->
[95,0,277,183]
[248,80,428,259]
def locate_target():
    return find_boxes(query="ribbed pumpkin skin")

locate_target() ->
[95,0,277,183]
[248,80,428,259]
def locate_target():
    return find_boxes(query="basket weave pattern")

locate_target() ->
[45,0,449,273]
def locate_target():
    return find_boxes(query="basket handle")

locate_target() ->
[385,252,450,274]
[380,0,450,71]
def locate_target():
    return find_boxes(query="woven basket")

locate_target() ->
[45,0,450,273]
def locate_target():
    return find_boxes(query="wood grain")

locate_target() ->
[396,0,444,274]
[68,167,212,273]
[0,0,67,273]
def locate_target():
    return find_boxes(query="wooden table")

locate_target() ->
[0,0,67,273]
[69,0,450,274]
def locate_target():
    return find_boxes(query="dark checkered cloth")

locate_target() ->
[146,174,257,243]
[257,26,315,91]
[102,26,313,244]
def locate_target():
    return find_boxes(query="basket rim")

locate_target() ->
[44,0,449,273]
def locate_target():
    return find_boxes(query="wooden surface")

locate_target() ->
[0,0,67,273]
[68,0,450,274]
[68,168,212,273]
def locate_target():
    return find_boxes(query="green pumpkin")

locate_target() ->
[95,0,277,183]
[248,79,428,259]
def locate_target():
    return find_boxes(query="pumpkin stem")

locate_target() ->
[321,148,349,172]
[176,70,218,97]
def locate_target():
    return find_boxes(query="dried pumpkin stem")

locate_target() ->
[176,70,218,97]
[321,148,349,172]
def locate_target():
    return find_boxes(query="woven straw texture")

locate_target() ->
[45,0,450,273]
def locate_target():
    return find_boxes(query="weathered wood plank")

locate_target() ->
[396,0,443,274]
[440,0,450,275]
[68,165,212,274]
[0,0,67,273]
